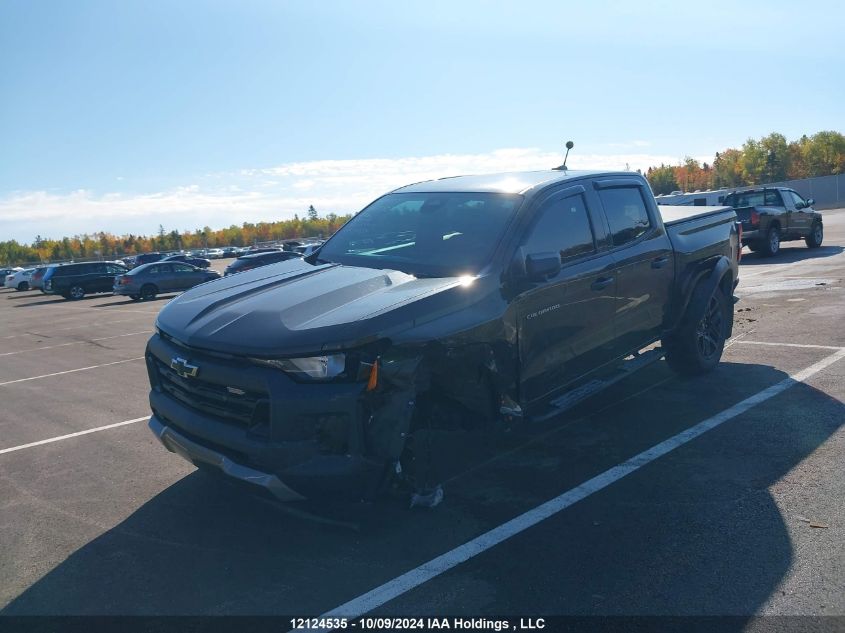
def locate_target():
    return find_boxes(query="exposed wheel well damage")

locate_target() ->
[360,340,519,501]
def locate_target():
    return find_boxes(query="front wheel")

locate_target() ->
[68,285,85,300]
[17,281,29,291]
[663,285,730,376]
[805,221,823,249]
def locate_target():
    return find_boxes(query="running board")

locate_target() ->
[538,347,666,420]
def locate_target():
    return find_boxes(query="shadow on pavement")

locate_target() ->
[740,244,843,266]
[3,361,843,622]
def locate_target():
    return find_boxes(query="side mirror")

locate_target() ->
[807,198,815,207]
[525,252,561,280]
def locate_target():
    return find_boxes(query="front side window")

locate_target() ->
[598,187,652,247]
[523,194,596,263]
[172,263,194,273]
[788,190,806,207]
[318,192,523,277]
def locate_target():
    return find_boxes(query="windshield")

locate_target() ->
[317,192,523,277]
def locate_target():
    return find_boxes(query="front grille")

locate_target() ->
[153,357,269,429]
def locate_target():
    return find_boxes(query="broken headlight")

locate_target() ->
[250,354,346,381]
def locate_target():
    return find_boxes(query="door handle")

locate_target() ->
[651,256,670,269]
[590,276,614,291]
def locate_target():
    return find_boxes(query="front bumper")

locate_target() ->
[149,416,306,501]
[145,333,384,500]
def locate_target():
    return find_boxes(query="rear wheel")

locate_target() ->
[747,242,760,253]
[129,294,141,301]
[760,226,780,257]
[663,284,730,376]
[140,284,157,301]
[68,285,85,300]
[16,281,29,291]
[805,221,823,248]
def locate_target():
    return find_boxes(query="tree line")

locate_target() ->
[646,130,845,195]
[1,209,351,267]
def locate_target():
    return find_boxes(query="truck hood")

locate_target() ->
[155,259,481,356]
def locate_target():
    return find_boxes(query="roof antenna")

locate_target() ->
[554,141,574,171]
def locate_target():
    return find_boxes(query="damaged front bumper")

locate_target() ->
[149,415,306,502]
[145,333,414,501]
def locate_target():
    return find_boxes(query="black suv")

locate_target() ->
[224,250,302,275]
[134,253,165,267]
[43,261,128,300]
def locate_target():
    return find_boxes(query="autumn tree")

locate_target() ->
[646,164,679,195]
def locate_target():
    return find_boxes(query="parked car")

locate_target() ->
[146,169,740,504]
[1,267,23,287]
[5,268,35,291]
[43,261,128,299]
[724,187,823,257]
[134,252,166,267]
[205,248,225,259]
[223,250,302,275]
[162,254,211,268]
[29,265,57,291]
[114,261,221,301]
[221,247,240,258]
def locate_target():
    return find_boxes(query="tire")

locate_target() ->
[16,281,29,291]
[805,221,823,249]
[663,284,730,376]
[68,285,85,300]
[140,284,158,301]
[747,242,760,253]
[129,294,141,301]
[760,226,780,257]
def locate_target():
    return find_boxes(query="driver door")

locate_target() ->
[516,187,618,405]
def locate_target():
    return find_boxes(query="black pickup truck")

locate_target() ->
[724,187,823,257]
[145,170,739,505]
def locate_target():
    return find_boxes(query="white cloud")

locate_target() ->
[1,147,691,243]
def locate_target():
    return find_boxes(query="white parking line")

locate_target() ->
[0,416,150,455]
[49,305,162,316]
[0,331,151,356]
[315,348,845,624]
[734,340,845,351]
[0,317,149,340]
[0,356,145,386]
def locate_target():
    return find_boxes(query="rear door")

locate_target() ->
[516,185,618,404]
[764,189,791,232]
[594,179,674,356]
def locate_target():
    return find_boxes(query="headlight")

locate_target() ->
[250,353,346,381]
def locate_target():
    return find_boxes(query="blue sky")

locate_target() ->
[1,0,843,242]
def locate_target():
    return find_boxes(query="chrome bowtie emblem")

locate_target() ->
[170,357,199,378]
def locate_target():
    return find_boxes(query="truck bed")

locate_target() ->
[658,205,733,226]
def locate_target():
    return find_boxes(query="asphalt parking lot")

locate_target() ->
[1,214,844,625]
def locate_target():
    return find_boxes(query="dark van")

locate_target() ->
[43,261,128,300]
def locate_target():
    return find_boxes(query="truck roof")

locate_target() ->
[391,169,631,195]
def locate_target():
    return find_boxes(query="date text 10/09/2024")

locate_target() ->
[290,618,546,631]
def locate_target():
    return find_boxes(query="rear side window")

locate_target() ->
[764,190,784,206]
[524,194,596,263]
[598,187,651,247]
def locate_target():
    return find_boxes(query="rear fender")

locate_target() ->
[669,255,735,337]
